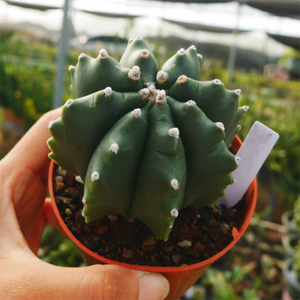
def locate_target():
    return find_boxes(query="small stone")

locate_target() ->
[55,176,63,182]
[65,208,73,216]
[56,169,67,176]
[194,241,206,253]
[177,240,192,248]
[75,176,84,184]
[97,225,108,235]
[220,222,230,234]
[123,248,133,260]
[126,218,135,223]
[54,182,65,192]
[161,242,173,253]
[108,215,118,222]
[66,172,75,181]
[171,254,181,264]
[142,235,157,252]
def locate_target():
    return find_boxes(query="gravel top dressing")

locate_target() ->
[54,166,244,267]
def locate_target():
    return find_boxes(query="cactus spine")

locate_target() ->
[48,36,247,241]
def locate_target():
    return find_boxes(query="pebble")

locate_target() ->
[55,175,64,182]
[66,173,75,181]
[194,241,206,253]
[177,240,192,248]
[126,218,135,223]
[171,254,181,264]
[161,242,174,253]
[54,182,65,192]
[56,169,67,176]
[142,235,157,252]
[65,208,73,216]
[123,248,133,260]
[220,222,230,234]
[75,176,84,184]
[108,215,118,222]
[97,225,108,235]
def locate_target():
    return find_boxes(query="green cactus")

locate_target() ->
[48,36,248,241]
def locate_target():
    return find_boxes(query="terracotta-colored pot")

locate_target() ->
[49,136,257,300]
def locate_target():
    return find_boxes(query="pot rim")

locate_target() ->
[48,136,257,273]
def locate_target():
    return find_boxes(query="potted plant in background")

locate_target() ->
[47,36,257,299]
[283,242,300,300]
[282,196,300,264]
[282,196,300,234]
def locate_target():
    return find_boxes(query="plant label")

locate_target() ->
[220,121,279,207]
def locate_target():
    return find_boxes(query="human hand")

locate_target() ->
[0,109,169,300]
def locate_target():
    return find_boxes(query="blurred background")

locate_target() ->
[0,0,299,299]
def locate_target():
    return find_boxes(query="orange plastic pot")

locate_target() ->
[49,136,257,300]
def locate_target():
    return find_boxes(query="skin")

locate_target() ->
[0,108,169,300]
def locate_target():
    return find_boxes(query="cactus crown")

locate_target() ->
[48,36,247,241]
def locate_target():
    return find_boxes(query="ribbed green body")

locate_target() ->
[48,36,247,240]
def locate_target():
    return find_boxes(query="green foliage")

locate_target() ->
[0,31,96,128]
[48,36,244,240]
[294,196,300,230]
[293,241,300,282]
[200,69,300,204]
[202,267,261,300]
[38,225,85,267]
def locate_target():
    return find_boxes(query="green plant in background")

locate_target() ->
[0,31,94,129]
[48,36,247,240]
[202,267,261,300]
[294,241,300,282]
[293,196,300,231]
[38,225,85,267]
[228,71,300,206]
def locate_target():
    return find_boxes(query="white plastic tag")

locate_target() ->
[219,121,279,207]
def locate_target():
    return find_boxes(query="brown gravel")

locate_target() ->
[54,167,244,267]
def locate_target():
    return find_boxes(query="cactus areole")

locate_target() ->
[48,36,248,241]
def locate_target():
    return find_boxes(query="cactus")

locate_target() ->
[48,36,248,241]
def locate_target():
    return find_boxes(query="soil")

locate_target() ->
[53,166,244,267]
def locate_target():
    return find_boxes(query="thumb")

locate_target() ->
[4,256,170,300]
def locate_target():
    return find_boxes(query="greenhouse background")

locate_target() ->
[0,0,299,299]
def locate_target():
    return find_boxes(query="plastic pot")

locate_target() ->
[48,136,257,300]
[283,258,300,300]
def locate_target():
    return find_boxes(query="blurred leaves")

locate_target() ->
[38,225,85,267]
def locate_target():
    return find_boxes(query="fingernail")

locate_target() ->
[139,272,169,300]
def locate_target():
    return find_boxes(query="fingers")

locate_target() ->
[2,257,170,300]
[42,198,68,237]
[3,108,62,174]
